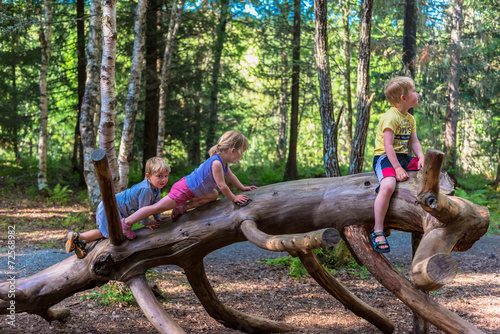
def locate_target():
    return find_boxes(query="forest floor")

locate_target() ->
[0,187,499,333]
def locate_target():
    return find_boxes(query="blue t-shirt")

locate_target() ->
[185,155,228,197]
[96,178,161,237]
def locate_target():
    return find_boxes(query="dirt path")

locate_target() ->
[1,232,499,333]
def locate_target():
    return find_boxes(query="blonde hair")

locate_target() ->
[145,157,171,175]
[384,76,415,107]
[208,130,249,157]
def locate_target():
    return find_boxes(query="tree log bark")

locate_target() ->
[0,151,489,333]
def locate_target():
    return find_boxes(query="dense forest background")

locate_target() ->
[0,0,499,231]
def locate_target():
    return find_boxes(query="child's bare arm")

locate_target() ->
[226,167,258,192]
[409,133,425,168]
[212,161,249,203]
[383,129,408,181]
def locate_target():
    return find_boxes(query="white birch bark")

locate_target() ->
[37,0,52,191]
[100,0,120,192]
[80,0,103,210]
[156,0,186,157]
[118,0,149,191]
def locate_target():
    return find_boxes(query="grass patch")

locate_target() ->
[82,281,137,307]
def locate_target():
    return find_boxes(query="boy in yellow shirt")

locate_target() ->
[372,76,425,252]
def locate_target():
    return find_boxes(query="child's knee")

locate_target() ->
[379,177,396,194]
[208,189,218,201]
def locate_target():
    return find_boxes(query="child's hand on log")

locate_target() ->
[145,219,161,230]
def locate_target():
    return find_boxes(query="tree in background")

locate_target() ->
[314,0,341,177]
[100,0,120,192]
[402,0,417,79]
[157,0,186,157]
[444,0,463,172]
[349,0,374,175]
[340,0,353,155]
[118,0,149,192]
[143,0,161,175]
[206,0,230,156]
[80,0,103,210]
[284,0,301,180]
[37,0,52,192]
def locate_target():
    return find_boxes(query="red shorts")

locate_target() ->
[167,177,195,206]
[373,154,419,182]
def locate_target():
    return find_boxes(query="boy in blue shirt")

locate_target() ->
[65,157,170,258]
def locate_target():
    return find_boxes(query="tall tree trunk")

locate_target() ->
[156,0,186,157]
[348,0,374,175]
[444,0,463,172]
[118,0,149,191]
[205,0,230,156]
[143,0,160,174]
[37,0,52,192]
[189,54,204,166]
[80,0,103,211]
[277,46,288,161]
[314,0,341,177]
[284,0,301,180]
[100,0,120,192]
[74,0,86,186]
[402,0,417,79]
[341,0,353,154]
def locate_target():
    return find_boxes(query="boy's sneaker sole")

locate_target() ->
[65,232,79,253]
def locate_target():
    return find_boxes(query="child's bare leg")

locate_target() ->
[373,177,396,249]
[187,189,218,210]
[79,229,104,243]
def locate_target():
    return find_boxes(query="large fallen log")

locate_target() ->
[0,149,489,333]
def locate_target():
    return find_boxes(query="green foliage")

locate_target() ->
[259,255,309,279]
[44,184,73,204]
[83,281,136,307]
[454,174,500,235]
[63,211,88,228]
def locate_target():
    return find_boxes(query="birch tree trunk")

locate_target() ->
[73,0,86,187]
[284,0,301,180]
[314,0,341,177]
[80,0,103,210]
[349,0,374,175]
[444,0,463,171]
[205,0,230,156]
[341,0,353,154]
[156,0,186,157]
[118,0,148,191]
[37,0,52,192]
[100,0,120,192]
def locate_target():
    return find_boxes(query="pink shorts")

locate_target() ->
[167,177,195,206]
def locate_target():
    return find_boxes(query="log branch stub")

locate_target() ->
[92,148,125,246]
[240,220,340,252]
[411,253,458,291]
[344,225,485,334]
[41,307,70,323]
[127,275,186,334]
[296,251,395,334]
[417,149,444,206]
[184,261,293,333]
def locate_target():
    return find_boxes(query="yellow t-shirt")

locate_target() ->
[374,107,416,156]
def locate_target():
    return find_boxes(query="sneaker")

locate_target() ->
[65,231,79,253]
[74,241,87,259]
[65,231,87,259]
